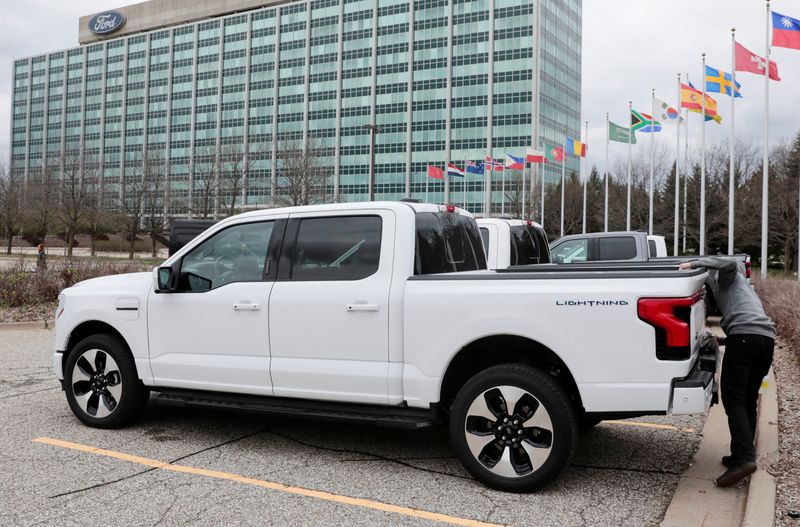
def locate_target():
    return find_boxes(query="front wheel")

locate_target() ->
[64,333,149,429]
[449,364,578,492]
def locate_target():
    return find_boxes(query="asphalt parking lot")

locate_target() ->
[0,327,706,527]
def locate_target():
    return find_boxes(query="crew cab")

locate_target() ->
[476,218,551,269]
[53,201,713,492]
[550,231,666,264]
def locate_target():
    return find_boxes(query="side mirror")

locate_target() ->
[155,266,175,293]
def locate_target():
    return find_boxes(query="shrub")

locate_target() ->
[753,274,800,358]
[0,260,151,308]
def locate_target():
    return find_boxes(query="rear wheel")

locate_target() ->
[64,334,149,429]
[449,364,578,492]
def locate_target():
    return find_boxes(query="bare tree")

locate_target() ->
[24,165,58,245]
[119,148,167,259]
[274,139,331,207]
[191,146,217,219]
[217,143,265,216]
[504,170,537,220]
[57,146,92,256]
[0,163,24,254]
[82,175,114,256]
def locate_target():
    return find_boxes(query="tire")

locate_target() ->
[63,333,149,429]
[449,364,578,492]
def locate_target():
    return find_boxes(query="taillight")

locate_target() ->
[745,259,751,279]
[638,290,703,360]
[439,204,457,213]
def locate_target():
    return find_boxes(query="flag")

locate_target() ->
[466,161,484,174]
[484,157,504,172]
[705,65,742,98]
[630,109,662,133]
[446,163,465,177]
[653,97,684,125]
[680,83,722,124]
[505,154,524,170]
[544,145,565,163]
[735,41,781,80]
[565,137,587,157]
[772,11,800,50]
[526,148,546,163]
[427,166,443,179]
[608,121,637,144]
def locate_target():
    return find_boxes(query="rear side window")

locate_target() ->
[290,216,382,281]
[479,227,490,253]
[509,226,540,266]
[648,240,656,258]
[415,213,486,275]
[597,236,637,260]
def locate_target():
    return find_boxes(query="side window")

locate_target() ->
[178,221,274,291]
[480,227,490,254]
[290,216,382,281]
[597,236,638,261]
[648,240,657,258]
[551,238,588,263]
[509,226,540,265]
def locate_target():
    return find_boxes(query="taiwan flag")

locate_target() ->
[773,11,800,50]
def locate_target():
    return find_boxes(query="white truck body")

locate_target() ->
[52,201,714,491]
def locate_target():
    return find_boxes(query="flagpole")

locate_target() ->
[426,173,430,203]
[561,128,567,237]
[501,161,506,215]
[541,153,545,228]
[464,157,468,209]
[605,112,609,232]
[674,73,681,256]
[649,88,655,235]
[683,104,689,253]
[760,1,770,277]
[729,28,737,255]
[582,120,588,233]
[700,53,707,255]
[627,101,632,231]
[522,161,527,219]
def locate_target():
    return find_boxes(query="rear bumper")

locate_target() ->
[669,346,718,415]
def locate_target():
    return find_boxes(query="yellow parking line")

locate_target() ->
[603,420,696,433]
[33,437,504,527]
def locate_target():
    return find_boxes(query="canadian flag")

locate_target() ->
[734,41,781,81]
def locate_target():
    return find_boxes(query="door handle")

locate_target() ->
[233,303,262,311]
[346,303,379,312]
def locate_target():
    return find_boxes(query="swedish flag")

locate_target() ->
[705,65,742,98]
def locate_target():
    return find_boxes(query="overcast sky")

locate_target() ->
[2,0,799,170]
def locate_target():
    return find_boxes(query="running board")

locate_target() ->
[154,389,437,430]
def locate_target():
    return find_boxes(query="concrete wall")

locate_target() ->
[79,0,293,44]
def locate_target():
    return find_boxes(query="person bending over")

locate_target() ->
[679,257,774,487]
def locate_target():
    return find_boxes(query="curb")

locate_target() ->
[0,320,54,331]
[742,366,778,527]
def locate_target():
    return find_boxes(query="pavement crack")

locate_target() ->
[264,429,473,480]
[570,462,681,476]
[0,386,60,401]
[47,427,269,499]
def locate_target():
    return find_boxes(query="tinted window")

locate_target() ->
[415,213,486,275]
[551,238,588,263]
[509,226,540,265]
[597,236,638,260]
[178,221,274,291]
[290,216,381,281]
[648,240,656,258]
[480,227,490,253]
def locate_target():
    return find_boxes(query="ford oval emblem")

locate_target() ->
[88,11,126,35]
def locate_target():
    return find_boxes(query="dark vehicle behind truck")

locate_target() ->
[168,219,218,256]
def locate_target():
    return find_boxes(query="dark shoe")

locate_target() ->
[715,462,757,487]
[721,455,734,468]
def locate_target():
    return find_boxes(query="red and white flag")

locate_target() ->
[526,148,546,163]
[484,157,504,172]
[734,41,781,81]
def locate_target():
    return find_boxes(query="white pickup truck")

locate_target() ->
[52,201,714,492]
[477,218,551,269]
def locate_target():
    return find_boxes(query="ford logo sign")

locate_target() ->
[88,11,126,35]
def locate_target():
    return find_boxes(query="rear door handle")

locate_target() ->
[233,303,262,311]
[346,303,379,312]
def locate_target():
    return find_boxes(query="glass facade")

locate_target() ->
[10,0,581,215]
